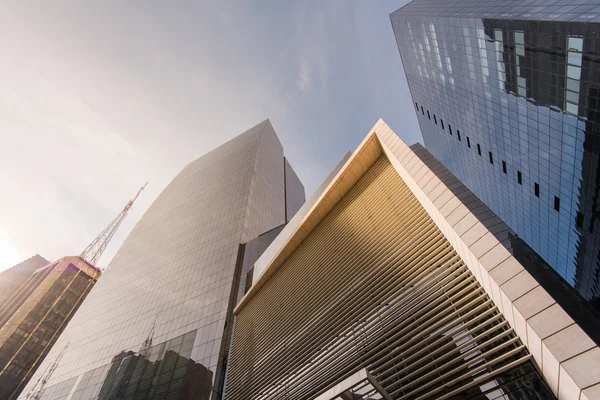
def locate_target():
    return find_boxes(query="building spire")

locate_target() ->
[80,183,147,267]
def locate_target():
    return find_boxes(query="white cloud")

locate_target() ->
[296,59,312,93]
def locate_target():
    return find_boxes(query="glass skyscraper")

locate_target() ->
[20,120,305,400]
[391,0,600,303]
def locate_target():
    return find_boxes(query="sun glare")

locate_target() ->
[0,239,21,272]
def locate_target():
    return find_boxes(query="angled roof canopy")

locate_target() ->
[234,119,600,399]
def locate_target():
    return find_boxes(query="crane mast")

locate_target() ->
[26,344,69,400]
[80,183,147,267]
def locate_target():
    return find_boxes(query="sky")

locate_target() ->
[0,0,420,271]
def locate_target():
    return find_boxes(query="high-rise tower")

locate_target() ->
[21,120,305,400]
[0,257,100,400]
[391,0,600,303]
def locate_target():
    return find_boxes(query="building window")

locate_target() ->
[554,196,560,212]
[489,152,493,164]
[434,115,437,124]
[534,182,540,197]
[477,144,481,155]
[515,31,527,97]
[457,131,461,141]
[421,106,425,115]
[502,161,507,174]
[449,125,453,135]
[565,36,583,115]
[576,212,584,229]
[441,119,445,129]
[415,102,419,111]
[467,137,471,148]
[427,110,431,119]
[517,171,522,185]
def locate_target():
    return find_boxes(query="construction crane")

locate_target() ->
[80,183,147,267]
[139,317,157,358]
[26,343,69,400]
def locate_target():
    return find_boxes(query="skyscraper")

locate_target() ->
[0,256,101,400]
[226,120,600,400]
[0,255,49,321]
[391,0,600,303]
[21,120,305,400]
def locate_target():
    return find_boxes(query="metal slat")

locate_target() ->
[226,158,531,400]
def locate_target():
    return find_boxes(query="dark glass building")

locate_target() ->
[0,256,101,400]
[0,255,49,315]
[20,120,305,400]
[391,0,600,303]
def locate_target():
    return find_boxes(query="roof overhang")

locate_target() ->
[236,121,386,313]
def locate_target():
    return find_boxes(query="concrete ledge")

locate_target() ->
[513,285,555,319]
[376,121,600,400]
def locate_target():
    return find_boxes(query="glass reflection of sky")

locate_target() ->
[392,9,600,301]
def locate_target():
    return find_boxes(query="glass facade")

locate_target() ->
[236,223,287,306]
[0,257,100,400]
[40,330,212,400]
[392,0,600,303]
[0,255,49,313]
[20,120,305,400]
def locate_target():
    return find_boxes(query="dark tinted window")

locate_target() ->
[577,212,584,229]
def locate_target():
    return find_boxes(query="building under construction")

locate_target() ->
[0,184,145,400]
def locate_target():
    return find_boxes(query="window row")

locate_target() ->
[414,101,578,222]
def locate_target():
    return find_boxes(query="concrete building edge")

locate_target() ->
[374,120,599,400]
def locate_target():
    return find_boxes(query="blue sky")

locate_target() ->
[0,0,419,270]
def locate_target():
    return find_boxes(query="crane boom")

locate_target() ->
[80,183,147,267]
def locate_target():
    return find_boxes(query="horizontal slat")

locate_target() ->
[226,157,530,400]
